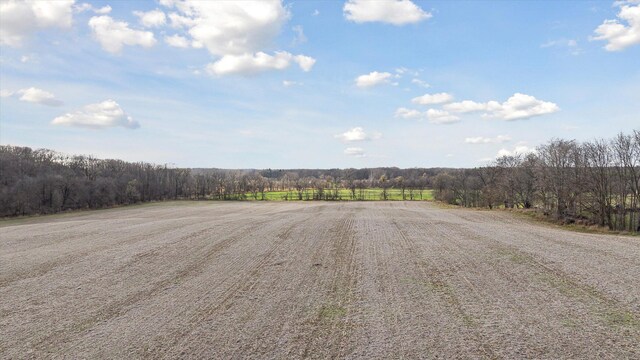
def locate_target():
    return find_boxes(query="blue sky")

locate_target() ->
[1,0,638,168]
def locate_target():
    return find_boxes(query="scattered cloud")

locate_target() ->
[52,100,139,129]
[164,34,190,48]
[0,0,74,46]
[464,135,511,144]
[540,38,582,55]
[75,3,111,15]
[89,16,156,54]
[426,109,460,124]
[16,87,63,106]
[312,9,320,16]
[343,0,432,25]
[206,51,315,76]
[291,25,307,46]
[411,78,430,88]
[133,9,167,28]
[355,71,393,88]
[445,93,559,120]
[496,145,535,157]
[0,89,15,97]
[344,147,365,157]
[335,127,381,142]
[443,100,487,113]
[394,107,423,119]
[591,2,640,51]
[283,80,302,87]
[411,92,454,105]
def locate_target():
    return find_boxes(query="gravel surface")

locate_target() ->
[1,201,639,359]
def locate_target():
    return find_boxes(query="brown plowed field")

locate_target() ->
[1,202,639,359]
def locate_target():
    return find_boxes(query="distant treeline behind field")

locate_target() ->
[1,129,638,232]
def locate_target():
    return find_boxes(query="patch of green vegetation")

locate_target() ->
[319,304,347,320]
[244,188,434,201]
[602,309,640,328]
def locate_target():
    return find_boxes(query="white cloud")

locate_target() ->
[159,1,314,75]
[411,78,430,88]
[464,135,511,144]
[0,89,14,97]
[89,16,157,54]
[291,25,307,45]
[164,34,190,48]
[134,9,166,28]
[483,93,559,121]
[355,71,392,88]
[335,127,381,142]
[343,0,432,25]
[496,145,535,158]
[16,87,62,106]
[294,55,316,71]
[312,9,320,16]
[394,107,423,119]
[52,100,139,129]
[591,3,640,51]
[444,93,559,120]
[75,3,111,15]
[162,1,287,56]
[283,80,302,87]
[426,109,460,124]
[540,38,582,55]
[344,147,365,157]
[206,51,315,76]
[443,100,488,113]
[0,0,74,46]
[411,92,454,105]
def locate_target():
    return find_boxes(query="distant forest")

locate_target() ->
[1,129,638,233]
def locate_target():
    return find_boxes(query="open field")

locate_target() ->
[1,202,639,358]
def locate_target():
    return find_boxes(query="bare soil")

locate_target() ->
[1,202,639,359]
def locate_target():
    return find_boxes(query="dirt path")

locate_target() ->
[1,202,638,359]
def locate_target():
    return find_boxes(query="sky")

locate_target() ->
[0,0,639,169]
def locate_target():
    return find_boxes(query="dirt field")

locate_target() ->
[1,202,639,359]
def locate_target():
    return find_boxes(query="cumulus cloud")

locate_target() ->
[464,135,511,144]
[52,100,139,129]
[159,1,315,75]
[343,0,431,25]
[591,3,640,51]
[443,100,487,113]
[394,107,423,119]
[0,0,74,46]
[411,92,454,105]
[496,145,535,158]
[483,93,559,120]
[89,16,156,54]
[164,34,190,48]
[16,87,63,106]
[344,147,365,157]
[426,109,460,124]
[75,3,111,15]
[0,89,15,97]
[134,9,166,28]
[355,71,392,88]
[444,93,559,120]
[335,127,381,142]
[206,52,315,76]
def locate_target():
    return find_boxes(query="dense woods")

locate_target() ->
[2,129,638,233]
[434,130,640,233]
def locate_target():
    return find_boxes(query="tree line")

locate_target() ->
[0,146,435,217]
[433,130,640,233]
